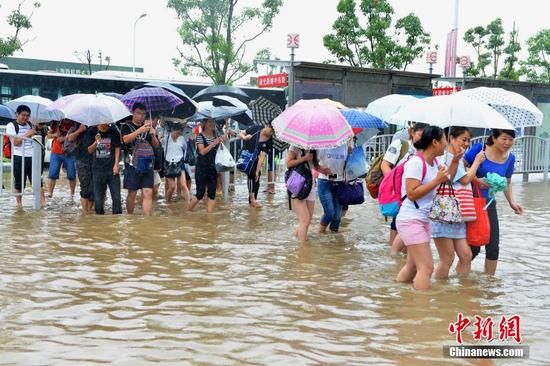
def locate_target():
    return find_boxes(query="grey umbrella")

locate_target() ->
[193,85,250,103]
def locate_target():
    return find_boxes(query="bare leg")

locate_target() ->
[15,189,22,206]
[390,229,397,246]
[434,238,455,279]
[126,189,137,214]
[142,188,153,216]
[391,234,405,256]
[188,196,199,211]
[165,178,176,202]
[206,198,216,213]
[69,179,76,196]
[408,243,434,290]
[396,251,416,283]
[48,179,56,197]
[177,174,190,207]
[292,199,312,241]
[485,259,498,275]
[454,238,472,277]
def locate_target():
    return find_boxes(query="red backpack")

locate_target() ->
[377,152,430,217]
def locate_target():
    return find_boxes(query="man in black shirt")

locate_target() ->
[87,123,122,215]
[121,103,160,216]
[66,123,94,214]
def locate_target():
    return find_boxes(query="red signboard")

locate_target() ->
[433,86,461,96]
[257,73,288,88]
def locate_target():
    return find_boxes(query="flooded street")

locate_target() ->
[1,177,549,365]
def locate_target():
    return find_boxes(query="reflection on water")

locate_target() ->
[1,178,549,365]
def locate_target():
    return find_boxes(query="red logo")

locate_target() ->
[449,314,522,344]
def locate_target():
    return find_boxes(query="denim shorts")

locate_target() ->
[48,152,76,180]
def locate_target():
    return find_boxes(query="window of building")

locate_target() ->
[2,97,11,104]
[32,87,40,96]
[1,86,11,95]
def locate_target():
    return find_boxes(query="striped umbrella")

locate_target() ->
[121,87,183,113]
[249,96,288,152]
[272,99,353,149]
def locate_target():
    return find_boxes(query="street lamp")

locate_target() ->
[133,13,147,73]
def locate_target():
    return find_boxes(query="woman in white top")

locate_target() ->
[395,126,449,290]
[163,124,190,205]
[286,147,322,241]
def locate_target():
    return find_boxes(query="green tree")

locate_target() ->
[521,29,550,83]
[463,26,491,77]
[0,1,40,58]
[323,0,430,70]
[168,0,283,85]
[486,18,505,79]
[499,22,522,80]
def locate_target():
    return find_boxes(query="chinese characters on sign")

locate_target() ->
[449,313,522,345]
[257,73,289,88]
[432,86,462,96]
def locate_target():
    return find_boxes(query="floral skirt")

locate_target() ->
[431,221,466,239]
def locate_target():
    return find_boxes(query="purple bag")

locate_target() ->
[286,170,306,197]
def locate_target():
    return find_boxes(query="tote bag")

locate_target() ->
[428,182,463,224]
[467,179,491,246]
[215,143,236,172]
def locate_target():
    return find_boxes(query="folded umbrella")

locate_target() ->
[193,85,250,103]
[121,87,183,113]
[272,99,353,149]
[5,95,56,123]
[457,87,543,128]
[134,82,198,119]
[61,94,131,127]
[390,94,515,130]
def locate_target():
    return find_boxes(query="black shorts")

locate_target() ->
[13,155,33,191]
[471,201,500,261]
[123,163,154,191]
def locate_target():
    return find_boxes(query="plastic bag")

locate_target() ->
[215,144,235,173]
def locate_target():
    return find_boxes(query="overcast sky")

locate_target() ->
[1,0,547,82]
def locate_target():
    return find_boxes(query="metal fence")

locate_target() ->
[0,129,43,208]
[365,134,550,181]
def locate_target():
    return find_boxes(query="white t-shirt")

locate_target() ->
[163,135,185,163]
[6,121,33,157]
[397,155,440,222]
[317,144,348,181]
[383,139,416,167]
[443,152,469,190]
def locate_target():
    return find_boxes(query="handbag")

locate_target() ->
[163,136,182,178]
[285,150,313,200]
[345,146,368,180]
[184,139,197,166]
[337,154,365,206]
[236,131,260,175]
[337,179,365,206]
[428,182,463,224]
[215,142,236,172]
[439,184,476,222]
[467,179,491,246]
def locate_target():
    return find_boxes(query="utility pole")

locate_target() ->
[286,34,300,106]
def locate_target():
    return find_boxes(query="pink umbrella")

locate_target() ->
[272,99,353,149]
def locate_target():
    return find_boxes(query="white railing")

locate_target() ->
[364,134,393,163]
[0,129,43,209]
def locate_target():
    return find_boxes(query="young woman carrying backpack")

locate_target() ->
[395,126,449,290]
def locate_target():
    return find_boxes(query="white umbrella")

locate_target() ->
[366,94,418,125]
[457,87,543,128]
[61,94,131,126]
[390,94,515,130]
[46,93,92,120]
[5,95,56,123]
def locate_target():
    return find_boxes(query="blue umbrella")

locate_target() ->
[0,105,16,121]
[341,109,386,129]
[190,105,249,122]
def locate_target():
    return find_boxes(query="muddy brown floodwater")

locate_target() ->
[0,176,549,365]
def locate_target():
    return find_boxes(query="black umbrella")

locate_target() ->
[189,105,249,123]
[212,95,253,126]
[193,85,250,103]
[133,81,198,119]
[249,96,288,152]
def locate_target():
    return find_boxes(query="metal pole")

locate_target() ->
[289,47,295,106]
[544,138,549,182]
[32,139,42,209]
[133,13,147,73]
